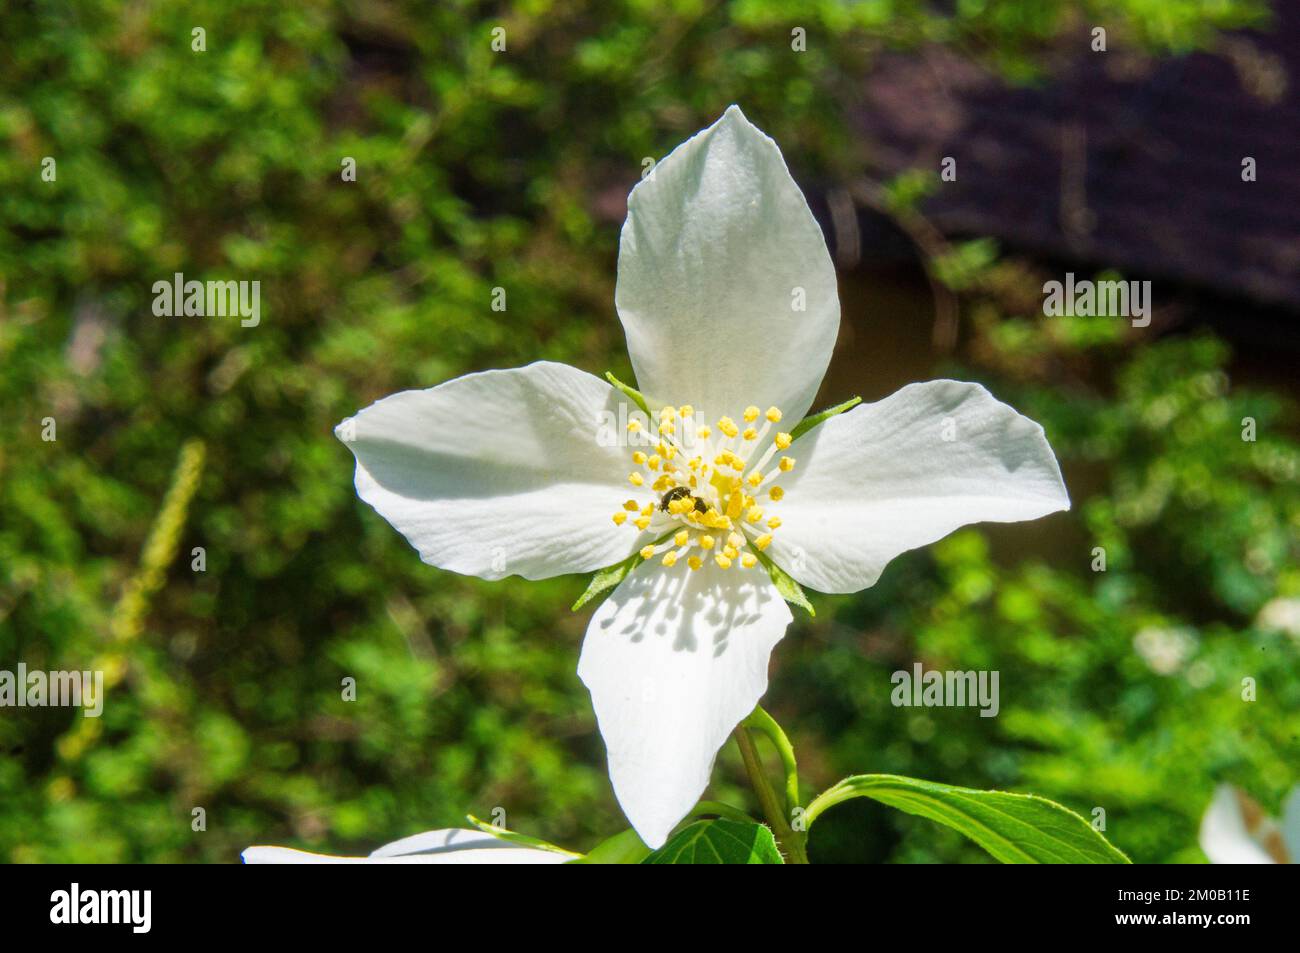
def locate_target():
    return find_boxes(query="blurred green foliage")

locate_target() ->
[1,0,1292,863]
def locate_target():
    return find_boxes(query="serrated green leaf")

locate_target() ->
[789,396,861,442]
[605,371,650,416]
[642,819,784,864]
[805,774,1130,864]
[749,543,814,617]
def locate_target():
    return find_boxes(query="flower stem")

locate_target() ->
[733,725,809,864]
[742,705,800,816]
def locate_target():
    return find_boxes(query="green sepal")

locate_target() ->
[466,814,581,858]
[790,396,861,442]
[604,370,650,416]
[749,543,814,617]
[572,529,676,611]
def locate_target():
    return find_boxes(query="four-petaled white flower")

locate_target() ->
[334,106,1070,848]
[1199,783,1299,863]
[243,828,574,864]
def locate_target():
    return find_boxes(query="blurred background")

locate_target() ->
[2,0,1297,863]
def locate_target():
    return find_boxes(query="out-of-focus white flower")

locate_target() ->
[242,828,575,864]
[1133,625,1195,675]
[1257,596,1300,640]
[1199,784,1299,864]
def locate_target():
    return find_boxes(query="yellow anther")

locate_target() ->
[743,427,758,441]
[647,454,661,470]
[744,494,755,507]
[641,503,656,516]
[727,532,745,549]
[632,451,647,465]
[612,512,628,526]
[629,472,644,486]
[658,421,675,435]
[627,419,642,433]
[775,432,792,450]
[747,471,763,487]
[674,529,690,547]
[697,426,712,439]
[715,554,733,569]
[718,416,739,438]
[766,407,782,423]
[699,535,716,550]
[779,456,796,472]
[755,533,773,551]
[741,553,759,569]
[689,457,702,471]
[767,516,783,529]
[640,545,657,560]
[723,545,738,560]
[746,506,764,523]
[743,406,760,423]
[679,405,694,417]
[661,551,678,567]
[659,405,676,421]
[688,556,703,571]
[652,475,672,492]
[623,500,639,511]
[634,516,651,531]
[768,486,785,501]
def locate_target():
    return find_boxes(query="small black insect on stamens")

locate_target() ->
[658,486,693,512]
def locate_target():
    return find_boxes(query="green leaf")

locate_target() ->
[804,774,1130,864]
[789,396,861,442]
[575,829,652,864]
[749,543,814,617]
[642,819,784,864]
[605,371,650,416]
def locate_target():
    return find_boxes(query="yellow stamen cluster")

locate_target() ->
[608,400,798,573]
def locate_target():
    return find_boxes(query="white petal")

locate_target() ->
[242,828,571,864]
[577,557,792,848]
[616,105,839,423]
[1199,786,1279,864]
[766,380,1070,594]
[337,361,644,581]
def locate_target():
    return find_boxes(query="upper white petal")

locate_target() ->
[242,828,572,864]
[337,361,642,581]
[766,380,1070,594]
[616,105,839,423]
[1199,786,1279,864]
[577,557,792,848]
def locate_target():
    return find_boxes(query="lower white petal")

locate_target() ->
[1199,786,1279,864]
[337,361,641,581]
[577,557,792,848]
[242,828,572,864]
[767,380,1070,594]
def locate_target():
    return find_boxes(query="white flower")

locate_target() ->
[335,106,1070,848]
[1199,784,1299,863]
[242,828,574,864]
